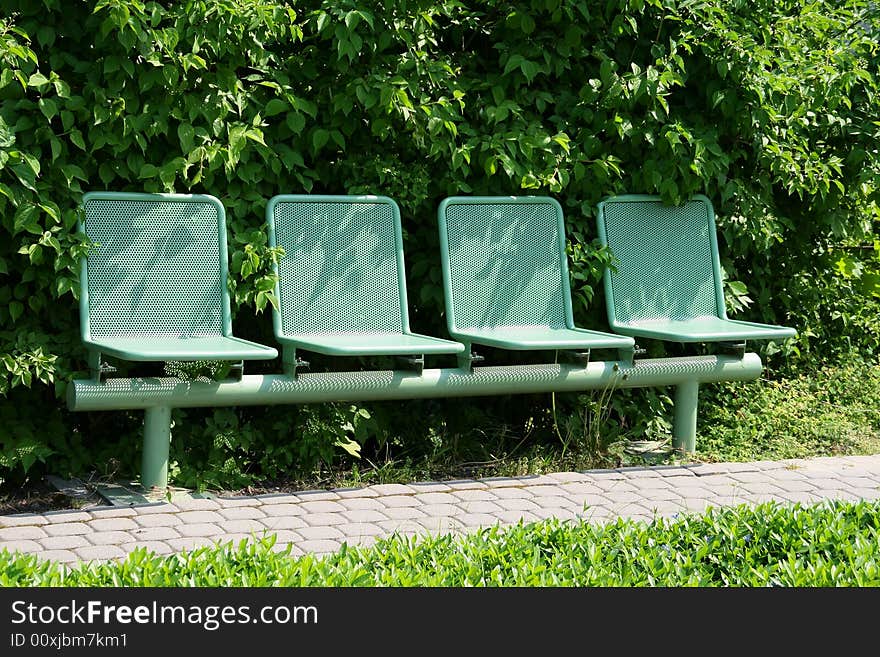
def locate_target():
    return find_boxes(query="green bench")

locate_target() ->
[68,191,789,493]
[79,191,277,382]
[266,194,464,374]
[438,196,634,367]
[596,194,796,345]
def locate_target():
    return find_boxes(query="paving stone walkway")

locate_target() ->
[2,454,879,564]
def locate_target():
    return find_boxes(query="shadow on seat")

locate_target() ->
[266,194,464,371]
[596,194,797,344]
[437,196,635,362]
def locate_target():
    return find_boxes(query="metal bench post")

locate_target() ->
[142,405,172,491]
[673,380,699,454]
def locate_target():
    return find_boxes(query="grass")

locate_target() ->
[2,500,880,586]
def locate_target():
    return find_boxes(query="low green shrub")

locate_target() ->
[3,501,879,586]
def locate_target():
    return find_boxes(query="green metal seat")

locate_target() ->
[267,195,465,367]
[79,192,278,374]
[437,196,635,356]
[596,194,797,343]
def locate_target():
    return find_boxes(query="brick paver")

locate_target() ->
[3,455,880,564]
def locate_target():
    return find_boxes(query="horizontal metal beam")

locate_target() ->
[68,354,762,412]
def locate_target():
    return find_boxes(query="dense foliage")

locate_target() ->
[3,501,880,586]
[0,0,877,487]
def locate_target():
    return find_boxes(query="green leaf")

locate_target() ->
[8,301,23,322]
[265,99,288,117]
[286,112,306,134]
[312,128,329,152]
[69,129,86,151]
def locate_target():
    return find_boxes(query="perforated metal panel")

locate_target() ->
[271,199,405,336]
[83,196,225,338]
[442,199,568,330]
[599,198,721,324]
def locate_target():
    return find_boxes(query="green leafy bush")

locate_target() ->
[3,501,879,586]
[0,0,877,487]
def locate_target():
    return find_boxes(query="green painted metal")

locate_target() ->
[673,380,700,453]
[142,405,171,490]
[437,196,634,351]
[68,353,762,411]
[79,192,277,362]
[267,195,464,356]
[596,194,797,343]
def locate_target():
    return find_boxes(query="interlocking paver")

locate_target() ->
[441,480,488,491]
[339,498,386,511]
[380,506,427,521]
[546,472,589,483]
[131,526,181,541]
[35,549,78,563]
[559,482,604,496]
[526,485,570,497]
[413,492,459,505]
[642,500,685,517]
[0,526,48,541]
[408,482,453,493]
[302,512,347,527]
[297,526,345,541]
[378,519,424,534]
[454,500,503,515]
[174,498,221,512]
[451,489,497,502]
[601,490,645,504]
[261,516,308,531]
[218,519,265,534]
[344,535,380,549]
[75,545,126,561]
[417,503,460,517]
[379,495,421,508]
[333,488,379,499]
[44,511,92,524]
[529,496,582,510]
[40,535,90,550]
[338,523,385,538]
[177,523,222,538]
[43,523,88,537]
[493,510,540,525]
[848,487,880,501]
[736,482,787,496]
[218,507,266,521]
[216,497,263,508]
[0,539,41,553]
[88,517,139,532]
[0,515,48,528]
[367,483,417,496]
[294,491,341,502]
[87,531,134,546]
[531,508,579,521]
[477,477,529,489]
[779,492,825,505]
[261,503,307,517]
[133,504,179,515]
[627,477,675,490]
[299,500,347,514]
[491,488,535,499]
[342,509,388,523]
[256,494,302,505]
[176,510,223,524]
[455,513,501,528]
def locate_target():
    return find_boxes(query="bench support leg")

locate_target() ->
[673,380,699,454]
[142,405,172,491]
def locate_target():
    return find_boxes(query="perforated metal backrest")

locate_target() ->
[80,192,230,339]
[267,195,408,336]
[597,194,725,325]
[439,197,573,331]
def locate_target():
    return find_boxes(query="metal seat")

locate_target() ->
[267,195,464,369]
[596,194,797,343]
[79,192,277,377]
[437,196,635,359]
